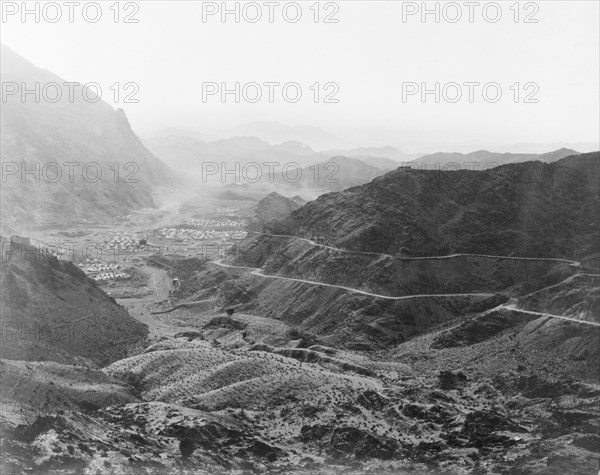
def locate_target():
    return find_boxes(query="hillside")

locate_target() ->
[2,148,599,473]
[0,237,147,366]
[0,44,177,233]
[247,192,302,232]
[412,148,580,169]
[276,153,599,258]
[175,153,599,356]
[273,156,385,192]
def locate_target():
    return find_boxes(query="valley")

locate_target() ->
[4,155,598,474]
[1,37,598,475]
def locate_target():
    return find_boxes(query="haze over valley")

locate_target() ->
[1,3,599,473]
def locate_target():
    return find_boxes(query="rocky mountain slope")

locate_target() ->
[275,153,599,258]
[183,153,599,357]
[2,146,599,472]
[0,45,177,233]
[0,237,147,366]
[4,264,592,474]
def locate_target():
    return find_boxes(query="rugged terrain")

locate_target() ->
[1,154,598,474]
[0,237,147,366]
[275,153,599,258]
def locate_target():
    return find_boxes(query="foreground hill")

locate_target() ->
[0,44,177,233]
[275,153,599,258]
[0,237,147,366]
[4,321,598,474]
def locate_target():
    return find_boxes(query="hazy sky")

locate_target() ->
[2,0,599,151]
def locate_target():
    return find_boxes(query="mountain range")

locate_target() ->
[1,153,598,474]
[143,134,325,176]
[411,148,581,170]
[221,121,344,150]
[0,44,177,233]
[275,152,599,258]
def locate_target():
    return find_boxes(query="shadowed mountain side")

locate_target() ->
[0,238,147,366]
[178,262,505,349]
[225,233,577,297]
[274,153,599,258]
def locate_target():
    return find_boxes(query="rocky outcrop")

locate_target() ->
[300,424,398,460]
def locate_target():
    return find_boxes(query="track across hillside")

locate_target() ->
[212,259,495,300]
[502,304,600,328]
[214,234,598,327]
[252,232,582,266]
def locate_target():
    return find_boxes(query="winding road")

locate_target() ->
[212,259,495,301]
[212,233,599,327]
[502,304,600,328]
[117,265,198,339]
[252,232,582,266]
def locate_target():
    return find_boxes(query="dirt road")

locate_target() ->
[117,265,197,340]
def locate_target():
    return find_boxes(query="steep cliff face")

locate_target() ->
[275,153,599,258]
[0,44,177,232]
